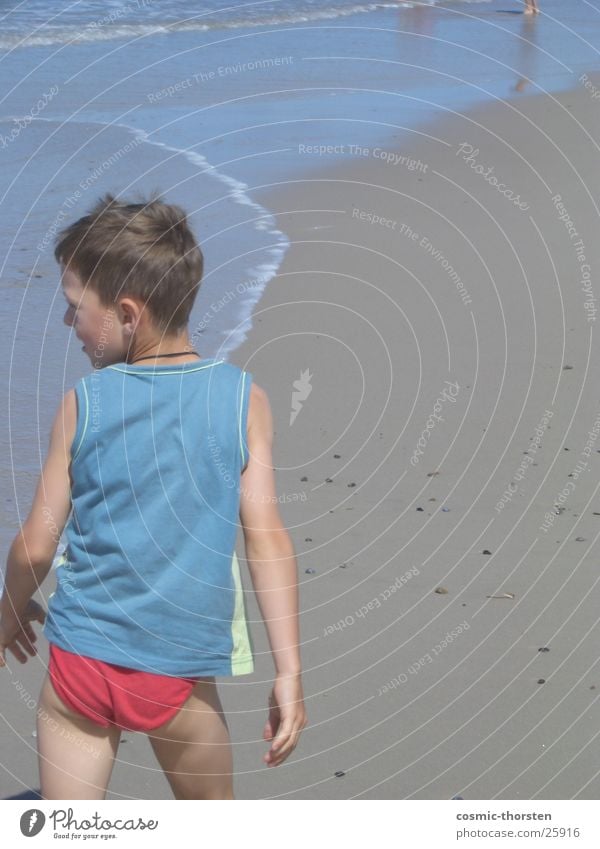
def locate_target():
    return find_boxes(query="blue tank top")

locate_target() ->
[43,357,255,677]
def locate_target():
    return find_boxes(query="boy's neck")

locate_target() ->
[127,332,199,364]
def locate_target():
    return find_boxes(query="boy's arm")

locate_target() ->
[239,382,307,767]
[0,390,76,633]
[239,383,301,675]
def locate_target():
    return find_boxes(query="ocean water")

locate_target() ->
[0,0,598,549]
[0,0,490,50]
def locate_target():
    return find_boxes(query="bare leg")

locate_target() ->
[37,674,121,800]
[147,677,234,799]
[524,0,539,14]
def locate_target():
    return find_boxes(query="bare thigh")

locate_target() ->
[147,677,234,800]
[37,674,121,800]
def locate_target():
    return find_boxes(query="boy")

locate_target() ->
[0,192,307,800]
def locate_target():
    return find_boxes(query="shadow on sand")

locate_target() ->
[3,788,42,800]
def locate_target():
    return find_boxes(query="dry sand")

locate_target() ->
[227,79,600,799]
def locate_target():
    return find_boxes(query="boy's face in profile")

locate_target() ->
[61,266,126,367]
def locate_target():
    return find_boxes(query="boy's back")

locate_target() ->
[44,356,255,677]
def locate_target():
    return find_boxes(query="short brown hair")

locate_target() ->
[54,191,204,335]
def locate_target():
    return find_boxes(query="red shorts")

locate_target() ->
[48,643,202,732]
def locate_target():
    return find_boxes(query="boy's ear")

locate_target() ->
[117,297,139,332]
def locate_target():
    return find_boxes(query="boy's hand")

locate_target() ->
[263,672,308,767]
[0,600,46,668]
